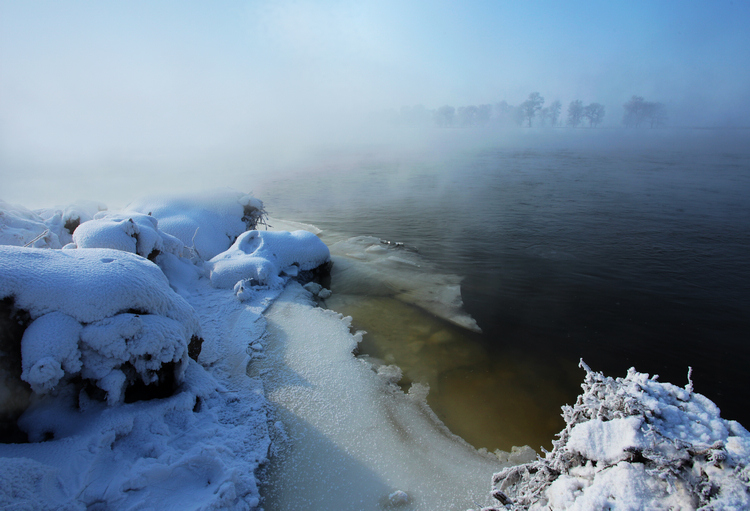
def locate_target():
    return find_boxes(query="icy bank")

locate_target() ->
[0,192,290,509]
[483,361,750,510]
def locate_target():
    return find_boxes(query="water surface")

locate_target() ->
[256,137,750,452]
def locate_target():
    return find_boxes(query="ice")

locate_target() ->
[124,189,266,260]
[327,236,481,332]
[487,361,750,510]
[254,282,508,510]
[208,229,330,289]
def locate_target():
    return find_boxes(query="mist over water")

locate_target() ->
[257,132,750,451]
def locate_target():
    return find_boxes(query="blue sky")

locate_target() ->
[1,0,749,204]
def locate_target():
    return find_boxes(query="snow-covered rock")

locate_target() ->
[0,246,201,406]
[208,229,331,290]
[486,361,750,510]
[72,211,186,259]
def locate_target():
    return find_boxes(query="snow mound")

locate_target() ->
[329,236,481,332]
[0,246,200,406]
[485,361,750,510]
[72,211,186,259]
[208,229,331,290]
[124,189,266,260]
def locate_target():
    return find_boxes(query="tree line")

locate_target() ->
[391,93,666,129]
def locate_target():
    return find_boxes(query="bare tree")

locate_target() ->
[583,103,606,127]
[567,100,584,127]
[520,92,545,127]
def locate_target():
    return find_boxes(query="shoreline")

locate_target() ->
[1,193,749,509]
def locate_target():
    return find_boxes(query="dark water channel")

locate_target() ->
[256,141,750,452]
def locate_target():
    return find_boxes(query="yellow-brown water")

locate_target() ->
[324,292,581,453]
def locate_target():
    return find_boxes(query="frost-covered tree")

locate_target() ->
[457,105,479,126]
[546,100,562,127]
[477,104,493,125]
[583,103,606,127]
[494,101,522,126]
[646,101,667,128]
[434,105,456,127]
[567,100,585,127]
[399,104,431,125]
[623,96,667,128]
[520,92,544,127]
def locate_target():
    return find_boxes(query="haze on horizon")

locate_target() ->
[1,0,749,207]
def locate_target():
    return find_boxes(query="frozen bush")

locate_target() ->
[485,361,750,510]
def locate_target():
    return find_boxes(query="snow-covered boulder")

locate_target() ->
[72,211,186,259]
[486,361,750,510]
[124,189,266,260]
[0,246,201,410]
[208,229,331,290]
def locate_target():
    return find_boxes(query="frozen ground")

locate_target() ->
[1,193,749,510]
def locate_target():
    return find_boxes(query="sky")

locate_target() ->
[1,0,750,206]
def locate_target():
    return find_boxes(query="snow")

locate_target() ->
[207,229,330,290]
[486,361,750,510]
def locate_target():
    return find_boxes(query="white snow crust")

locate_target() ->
[485,361,750,510]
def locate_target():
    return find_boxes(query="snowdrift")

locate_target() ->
[484,361,750,510]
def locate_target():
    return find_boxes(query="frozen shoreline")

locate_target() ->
[2,192,749,510]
